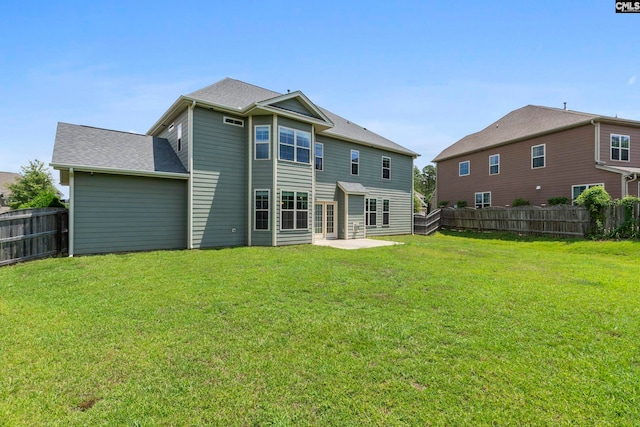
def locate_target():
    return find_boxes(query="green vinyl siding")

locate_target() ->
[277,161,313,245]
[157,108,189,171]
[272,98,317,118]
[73,172,187,255]
[192,108,247,248]
[347,194,365,239]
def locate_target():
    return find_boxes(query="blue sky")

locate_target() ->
[1,0,638,192]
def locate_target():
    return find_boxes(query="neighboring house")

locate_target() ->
[51,78,419,256]
[433,105,640,208]
[0,172,20,213]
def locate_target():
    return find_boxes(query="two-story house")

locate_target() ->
[51,78,418,256]
[433,105,640,208]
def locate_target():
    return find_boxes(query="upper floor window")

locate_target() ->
[532,144,545,168]
[315,142,324,171]
[382,156,391,180]
[255,125,270,160]
[254,190,270,230]
[365,198,377,226]
[279,126,311,164]
[611,134,630,161]
[489,154,499,175]
[351,150,359,175]
[475,192,491,209]
[459,160,470,176]
[177,123,183,152]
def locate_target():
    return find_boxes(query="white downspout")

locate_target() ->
[68,167,74,257]
[248,116,253,246]
[188,100,195,249]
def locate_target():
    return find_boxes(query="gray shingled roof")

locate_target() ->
[337,181,368,195]
[52,123,187,175]
[0,171,20,195]
[433,105,599,162]
[187,78,419,157]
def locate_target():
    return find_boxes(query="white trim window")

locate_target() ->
[255,190,270,230]
[315,142,324,171]
[459,160,470,176]
[351,150,359,175]
[281,191,308,230]
[572,183,604,204]
[223,116,244,127]
[382,156,391,180]
[489,154,499,175]
[475,192,491,209]
[279,126,311,163]
[611,134,630,162]
[177,123,183,152]
[255,125,270,160]
[365,198,377,227]
[532,144,545,168]
[382,199,390,226]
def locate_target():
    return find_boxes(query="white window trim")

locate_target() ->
[280,190,309,231]
[475,191,491,209]
[489,154,499,175]
[278,126,311,164]
[365,198,377,227]
[315,142,324,171]
[254,189,270,231]
[254,125,271,160]
[532,144,546,169]
[351,150,360,176]
[382,199,390,227]
[223,116,244,127]
[572,183,604,204]
[610,134,630,162]
[382,156,391,180]
[459,160,470,176]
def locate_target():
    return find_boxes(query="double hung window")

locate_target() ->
[532,144,545,168]
[459,161,470,176]
[489,154,499,175]
[611,134,630,161]
[255,125,270,160]
[351,150,359,175]
[279,127,311,163]
[366,198,377,226]
[281,191,308,230]
[382,199,390,226]
[475,192,491,209]
[254,190,269,230]
[382,156,391,179]
[315,142,323,171]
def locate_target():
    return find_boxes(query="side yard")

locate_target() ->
[1,233,639,425]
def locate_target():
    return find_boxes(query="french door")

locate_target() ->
[314,202,337,239]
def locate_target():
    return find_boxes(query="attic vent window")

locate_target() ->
[224,116,244,127]
[168,123,175,132]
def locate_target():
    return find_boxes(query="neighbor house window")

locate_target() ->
[315,142,323,171]
[279,126,311,164]
[475,192,491,209]
[489,154,499,175]
[255,125,270,160]
[365,198,377,226]
[382,199,390,226]
[572,184,604,204]
[177,123,182,152]
[223,116,244,127]
[459,161,470,176]
[382,156,391,180]
[532,144,545,168]
[351,150,359,175]
[255,190,270,230]
[281,191,308,230]
[611,134,630,161]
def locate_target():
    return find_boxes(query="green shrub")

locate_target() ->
[548,196,569,206]
[575,186,611,237]
[438,200,449,208]
[610,196,640,238]
[512,198,530,207]
[456,200,467,208]
[19,191,67,209]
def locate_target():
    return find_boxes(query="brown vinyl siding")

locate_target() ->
[437,124,624,206]
[598,123,640,166]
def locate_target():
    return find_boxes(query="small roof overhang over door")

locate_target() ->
[337,181,368,195]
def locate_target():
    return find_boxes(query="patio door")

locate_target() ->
[314,202,337,239]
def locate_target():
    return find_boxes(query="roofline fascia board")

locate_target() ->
[596,164,635,176]
[50,163,189,180]
[593,117,640,128]
[318,132,419,158]
[147,96,191,135]
[432,120,595,163]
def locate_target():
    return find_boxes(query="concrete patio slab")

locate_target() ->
[313,238,403,250]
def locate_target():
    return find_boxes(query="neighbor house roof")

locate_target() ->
[433,105,600,162]
[153,77,419,157]
[0,171,20,195]
[51,123,188,177]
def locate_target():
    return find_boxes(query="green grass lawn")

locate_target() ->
[1,232,640,426]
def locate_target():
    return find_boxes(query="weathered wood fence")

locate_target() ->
[415,205,591,238]
[0,208,69,266]
[602,201,640,236]
[413,209,442,236]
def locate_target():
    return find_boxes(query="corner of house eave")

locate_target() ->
[147,96,192,135]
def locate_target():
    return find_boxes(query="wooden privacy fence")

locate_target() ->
[414,205,590,238]
[602,201,640,236]
[0,208,68,266]
[413,209,442,236]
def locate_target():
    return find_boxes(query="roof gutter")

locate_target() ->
[50,163,190,180]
